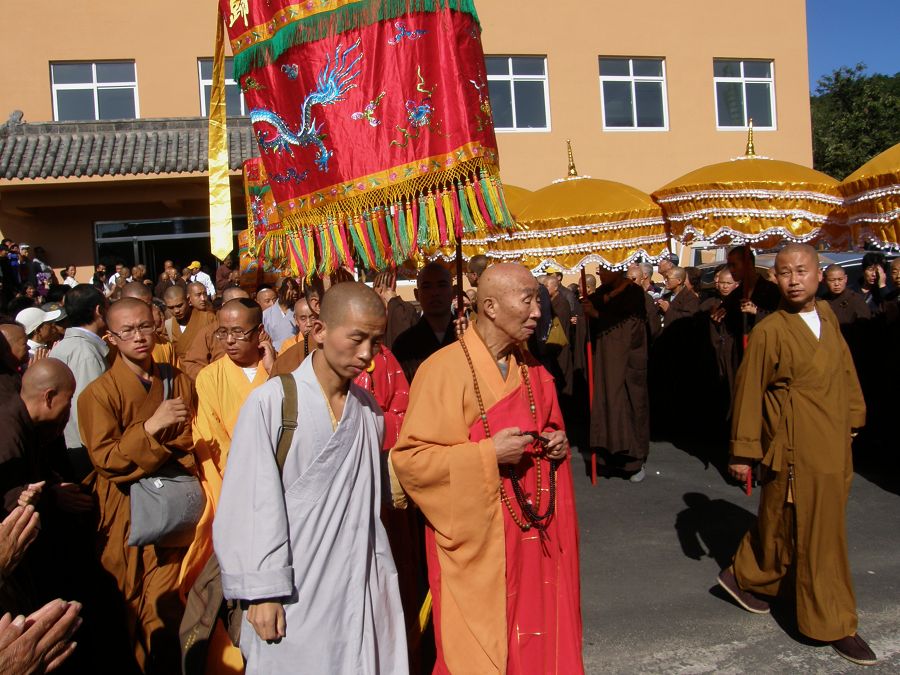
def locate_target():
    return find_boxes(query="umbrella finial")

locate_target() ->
[566,139,579,177]
[745,118,756,157]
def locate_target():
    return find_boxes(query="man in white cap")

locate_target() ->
[15,306,64,362]
[188,261,216,300]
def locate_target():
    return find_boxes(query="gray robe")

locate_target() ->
[213,356,407,675]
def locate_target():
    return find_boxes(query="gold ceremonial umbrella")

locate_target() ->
[652,124,848,250]
[488,144,669,272]
[841,142,900,248]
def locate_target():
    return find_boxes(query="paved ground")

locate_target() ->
[574,441,900,674]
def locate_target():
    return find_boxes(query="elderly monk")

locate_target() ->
[181,287,250,379]
[121,281,176,367]
[393,263,583,675]
[163,284,217,366]
[182,298,275,674]
[78,298,197,673]
[213,282,406,674]
[719,244,876,666]
[276,296,316,355]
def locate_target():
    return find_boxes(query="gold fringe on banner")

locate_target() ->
[209,13,233,261]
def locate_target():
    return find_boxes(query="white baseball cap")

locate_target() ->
[15,306,62,337]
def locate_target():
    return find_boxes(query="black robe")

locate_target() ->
[391,316,457,383]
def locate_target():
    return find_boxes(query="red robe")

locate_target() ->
[393,326,583,674]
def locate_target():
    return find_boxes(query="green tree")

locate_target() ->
[811,64,900,179]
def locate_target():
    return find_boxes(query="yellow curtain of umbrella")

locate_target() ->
[489,177,669,272]
[652,129,848,249]
[841,142,900,248]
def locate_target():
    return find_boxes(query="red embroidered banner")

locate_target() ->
[222,0,512,275]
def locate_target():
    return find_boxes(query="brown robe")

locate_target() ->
[78,356,197,672]
[587,283,650,472]
[180,320,225,380]
[663,287,700,328]
[825,288,871,326]
[167,309,217,366]
[643,291,662,343]
[270,334,319,376]
[730,302,865,641]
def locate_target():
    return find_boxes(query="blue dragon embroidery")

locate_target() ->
[250,39,363,173]
[388,21,427,45]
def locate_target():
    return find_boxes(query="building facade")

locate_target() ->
[0,0,812,279]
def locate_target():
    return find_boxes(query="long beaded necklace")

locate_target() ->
[459,335,558,532]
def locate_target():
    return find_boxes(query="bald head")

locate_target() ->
[122,281,153,303]
[20,357,76,426]
[21,357,75,399]
[466,254,490,287]
[417,262,451,287]
[107,297,153,331]
[474,263,541,348]
[319,282,385,327]
[188,282,205,294]
[218,297,262,326]
[163,285,186,302]
[221,286,250,303]
[775,243,819,269]
[256,287,277,310]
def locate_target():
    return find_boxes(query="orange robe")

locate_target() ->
[182,356,269,674]
[78,356,197,673]
[168,309,217,369]
[392,326,583,674]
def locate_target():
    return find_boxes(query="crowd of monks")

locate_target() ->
[0,245,896,672]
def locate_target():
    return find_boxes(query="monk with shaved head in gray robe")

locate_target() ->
[213,282,407,675]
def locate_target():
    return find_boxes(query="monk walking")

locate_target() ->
[181,286,251,379]
[213,282,407,675]
[718,244,876,666]
[392,263,583,675]
[78,298,197,673]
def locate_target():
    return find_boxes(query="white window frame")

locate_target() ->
[485,56,552,133]
[50,61,140,122]
[598,57,669,132]
[713,59,777,130]
[197,58,247,117]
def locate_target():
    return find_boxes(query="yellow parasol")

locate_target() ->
[488,143,669,272]
[841,142,900,248]
[652,123,848,250]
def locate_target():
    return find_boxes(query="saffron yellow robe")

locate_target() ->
[181,356,269,674]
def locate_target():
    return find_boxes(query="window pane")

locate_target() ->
[52,63,93,85]
[713,59,741,78]
[96,62,135,83]
[225,84,243,116]
[485,57,509,76]
[603,81,634,127]
[511,57,544,76]
[224,58,235,81]
[743,60,771,78]
[199,59,213,81]
[56,89,96,121]
[716,81,745,126]
[745,82,773,127]
[513,81,547,128]
[632,58,663,78]
[599,58,630,77]
[203,84,212,116]
[97,88,136,119]
[635,82,665,127]
[487,80,513,128]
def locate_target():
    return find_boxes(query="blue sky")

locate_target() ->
[806,0,900,91]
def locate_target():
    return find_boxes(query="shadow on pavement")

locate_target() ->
[675,492,755,569]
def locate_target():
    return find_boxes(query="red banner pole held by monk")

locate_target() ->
[742,244,753,497]
[456,239,465,321]
[580,268,597,486]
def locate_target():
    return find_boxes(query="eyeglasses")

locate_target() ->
[214,325,260,341]
[109,324,156,341]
